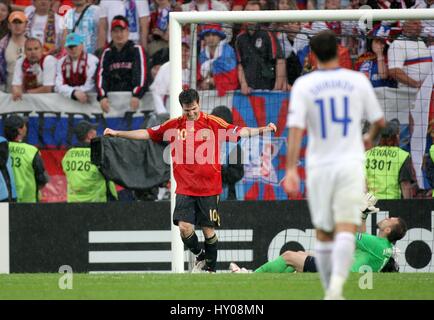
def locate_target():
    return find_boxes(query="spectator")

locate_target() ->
[313,0,352,9]
[235,0,286,95]
[301,36,353,72]
[25,0,65,55]
[0,11,26,92]
[277,0,297,10]
[231,0,246,10]
[148,46,169,81]
[181,0,232,41]
[415,1,434,49]
[366,119,417,199]
[11,37,57,101]
[15,1,90,13]
[10,0,32,12]
[310,0,343,35]
[150,41,190,114]
[62,120,118,202]
[389,20,432,89]
[344,0,366,56]
[52,0,74,16]
[148,0,170,57]
[258,0,275,9]
[413,0,433,7]
[211,105,244,200]
[388,20,433,151]
[412,0,434,39]
[366,0,411,9]
[309,0,358,54]
[198,24,238,96]
[0,135,17,202]
[276,21,303,88]
[0,0,12,40]
[55,32,99,102]
[355,29,397,89]
[181,0,229,11]
[3,115,48,203]
[96,15,148,113]
[98,0,150,51]
[63,0,101,54]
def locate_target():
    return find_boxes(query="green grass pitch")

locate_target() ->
[1,273,434,300]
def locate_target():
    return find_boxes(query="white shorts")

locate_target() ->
[306,161,365,233]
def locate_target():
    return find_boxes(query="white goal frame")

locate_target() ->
[168,9,434,273]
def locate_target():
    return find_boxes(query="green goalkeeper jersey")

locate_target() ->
[351,233,393,272]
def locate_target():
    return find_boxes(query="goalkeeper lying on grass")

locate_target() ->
[231,193,408,274]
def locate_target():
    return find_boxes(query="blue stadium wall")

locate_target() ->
[5,200,434,273]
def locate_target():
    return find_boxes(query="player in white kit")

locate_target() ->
[283,30,386,300]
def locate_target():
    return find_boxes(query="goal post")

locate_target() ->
[168,8,434,273]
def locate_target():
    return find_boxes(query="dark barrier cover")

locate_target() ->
[9,200,434,273]
[90,136,170,190]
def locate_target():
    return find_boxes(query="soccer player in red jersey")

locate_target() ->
[104,88,276,272]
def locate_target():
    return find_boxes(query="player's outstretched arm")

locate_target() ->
[239,123,277,138]
[103,128,150,140]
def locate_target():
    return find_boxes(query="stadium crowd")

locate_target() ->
[0,0,434,202]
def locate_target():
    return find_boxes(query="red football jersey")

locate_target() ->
[147,112,241,196]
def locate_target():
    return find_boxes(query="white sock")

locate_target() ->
[329,232,355,297]
[314,240,334,291]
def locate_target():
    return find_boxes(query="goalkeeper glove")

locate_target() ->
[364,192,378,207]
[360,192,380,220]
[361,205,380,220]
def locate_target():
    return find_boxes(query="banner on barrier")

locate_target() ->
[8,200,434,273]
[232,92,306,200]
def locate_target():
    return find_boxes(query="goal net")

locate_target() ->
[168,9,434,273]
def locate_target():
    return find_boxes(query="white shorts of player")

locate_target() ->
[306,161,365,233]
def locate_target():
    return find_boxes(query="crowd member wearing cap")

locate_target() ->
[97,0,149,51]
[0,11,27,92]
[0,0,12,40]
[62,120,117,202]
[198,24,238,96]
[96,15,148,113]
[150,41,190,114]
[0,135,17,202]
[365,119,417,199]
[63,0,101,55]
[3,115,48,203]
[11,37,57,101]
[24,0,65,55]
[55,32,99,103]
